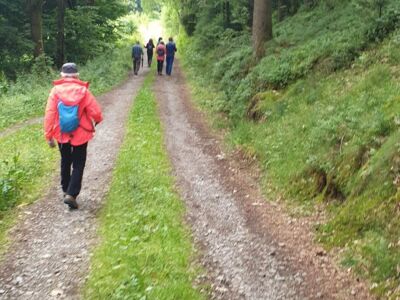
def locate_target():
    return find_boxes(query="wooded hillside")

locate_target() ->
[158,0,400,297]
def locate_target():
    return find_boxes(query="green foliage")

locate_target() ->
[85,74,205,300]
[0,0,129,77]
[163,0,251,36]
[0,0,32,78]
[354,0,389,16]
[0,46,132,131]
[43,1,129,65]
[365,8,400,42]
[179,0,400,296]
[0,154,23,211]
[142,0,162,15]
[79,46,133,96]
[181,0,400,119]
[0,125,58,251]
[0,127,57,212]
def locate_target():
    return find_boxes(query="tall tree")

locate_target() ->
[248,0,254,27]
[0,0,31,77]
[252,0,272,59]
[27,0,44,57]
[223,1,231,28]
[56,0,65,67]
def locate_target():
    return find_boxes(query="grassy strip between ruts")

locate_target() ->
[84,73,205,300]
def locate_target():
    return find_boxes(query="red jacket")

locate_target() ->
[44,77,103,146]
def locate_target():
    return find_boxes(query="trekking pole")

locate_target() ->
[142,56,144,68]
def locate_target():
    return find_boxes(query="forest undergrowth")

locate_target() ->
[176,1,400,297]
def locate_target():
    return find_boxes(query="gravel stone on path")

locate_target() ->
[0,68,148,300]
[154,62,374,300]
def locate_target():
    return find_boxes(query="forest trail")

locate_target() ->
[0,69,148,300]
[154,62,374,300]
[0,60,375,300]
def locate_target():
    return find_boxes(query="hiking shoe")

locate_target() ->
[64,195,79,210]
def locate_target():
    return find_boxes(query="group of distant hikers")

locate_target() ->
[131,37,177,76]
[43,37,178,210]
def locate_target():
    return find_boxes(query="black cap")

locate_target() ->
[61,63,78,75]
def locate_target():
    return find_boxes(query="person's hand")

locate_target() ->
[48,139,56,148]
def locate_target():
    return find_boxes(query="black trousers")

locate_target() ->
[147,52,153,67]
[58,143,88,198]
[157,60,164,74]
[133,57,141,74]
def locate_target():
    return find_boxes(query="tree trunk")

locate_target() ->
[248,0,254,28]
[28,0,44,57]
[278,0,288,22]
[288,0,300,15]
[56,0,65,68]
[304,0,315,8]
[223,1,231,28]
[252,0,272,59]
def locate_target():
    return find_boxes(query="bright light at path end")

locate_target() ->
[140,21,164,42]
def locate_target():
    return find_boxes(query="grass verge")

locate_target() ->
[84,74,205,300]
[0,124,58,255]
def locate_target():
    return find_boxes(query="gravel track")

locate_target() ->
[0,59,375,300]
[0,69,148,300]
[154,62,374,300]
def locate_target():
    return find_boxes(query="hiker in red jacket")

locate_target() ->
[44,63,103,209]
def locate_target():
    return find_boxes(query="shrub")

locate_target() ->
[0,154,23,211]
[365,8,400,42]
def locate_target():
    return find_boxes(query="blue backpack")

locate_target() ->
[58,100,79,133]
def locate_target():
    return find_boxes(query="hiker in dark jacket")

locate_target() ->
[145,38,155,67]
[166,37,177,76]
[132,41,144,75]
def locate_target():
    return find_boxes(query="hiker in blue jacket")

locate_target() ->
[132,41,144,75]
[165,37,177,76]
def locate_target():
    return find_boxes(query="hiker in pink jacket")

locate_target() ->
[156,41,166,75]
[44,63,103,209]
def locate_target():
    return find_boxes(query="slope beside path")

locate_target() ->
[0,69,148,300]
[154,62,374,300]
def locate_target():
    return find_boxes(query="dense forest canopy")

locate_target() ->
[2,0,394,80]
[0,0,135,79]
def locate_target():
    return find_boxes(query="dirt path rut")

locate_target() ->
[0,117,43,139]
[155,63,373,300]
[0,69,148,300]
